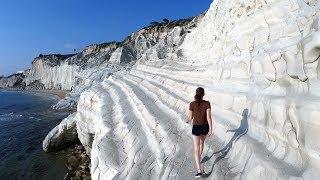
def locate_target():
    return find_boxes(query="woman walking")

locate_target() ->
[187,87,212,178]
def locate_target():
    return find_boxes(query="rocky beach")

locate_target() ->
[60,143,91,180]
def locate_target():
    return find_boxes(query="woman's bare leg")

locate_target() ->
[192,135,201,173]
[200,135,206,157]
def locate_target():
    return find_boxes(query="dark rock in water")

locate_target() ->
[67,155,78,169]
[80,155,87,164]
[82,174,91,180]
[60,143,91,180]
[70,177,81,180]
[64,173,69,180]
[75,170,82,177]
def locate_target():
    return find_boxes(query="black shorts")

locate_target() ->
[192,124,209,136]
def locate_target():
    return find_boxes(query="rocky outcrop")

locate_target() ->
[25,80,45,90]
[63,143,91,180]
[43,0,320,179]
[0,72,27,90]
[43,113,78,152]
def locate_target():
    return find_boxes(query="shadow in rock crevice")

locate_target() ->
[202,108,249,177]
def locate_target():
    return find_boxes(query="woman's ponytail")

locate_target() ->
[194,87,205,106]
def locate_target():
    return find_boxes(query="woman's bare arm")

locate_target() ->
[187,110,193,123]
[206,108,212,136]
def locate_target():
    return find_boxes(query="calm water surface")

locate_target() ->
[0,90,70,180]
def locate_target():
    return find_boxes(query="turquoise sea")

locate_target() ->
[0,90,69,179]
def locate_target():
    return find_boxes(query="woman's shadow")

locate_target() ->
[201,109,249,177]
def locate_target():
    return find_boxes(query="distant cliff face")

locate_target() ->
[0,70,29,90]
[24,16,203,92]
[25,54,77,90]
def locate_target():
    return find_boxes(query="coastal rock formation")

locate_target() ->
[0,70,29,90]
[43,0,320,179]
[25,54,78,90]
[52,65,123,110]
[26,17,202,94]
[43,113,78,152]
[50,17,203,109]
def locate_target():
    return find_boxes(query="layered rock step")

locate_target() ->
[75,75,195,179]
[73,67,306,179]
[45,57,316,179]
[131,62,308,167]
[125,65,305,178]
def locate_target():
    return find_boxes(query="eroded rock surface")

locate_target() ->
[43,113,78,152]
[44,0,320,179]
[0,71,28,90]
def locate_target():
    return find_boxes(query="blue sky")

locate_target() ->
[0,0,212,76]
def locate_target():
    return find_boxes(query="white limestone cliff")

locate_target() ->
[25,54,78,90]
[24,43,120,91]
[52,64,123,110]
[43,0,320,179]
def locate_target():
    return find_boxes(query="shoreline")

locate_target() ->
[0,88,89,178]
[1,88,86,178]
[0,88,76,113]
[0,88,70,100]
[0,90,72,179]
[26,89,70,99]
